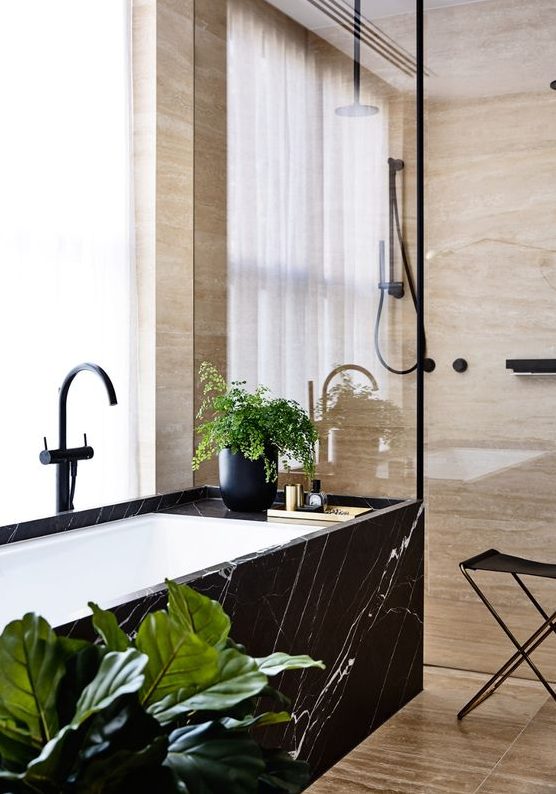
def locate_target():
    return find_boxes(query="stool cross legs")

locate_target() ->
[458,548,556,720]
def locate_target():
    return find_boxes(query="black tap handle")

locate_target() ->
[43,436,48,451]
[40,444,95,466]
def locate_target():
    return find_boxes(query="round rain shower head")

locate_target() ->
[337,0,379,119]
[335,102,379,117]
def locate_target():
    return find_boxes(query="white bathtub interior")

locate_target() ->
[0,513,323,631]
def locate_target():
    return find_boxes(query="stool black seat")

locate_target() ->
[464,548,556,580]
[458,548,556,720]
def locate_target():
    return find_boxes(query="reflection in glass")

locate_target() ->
[224,0,417,496]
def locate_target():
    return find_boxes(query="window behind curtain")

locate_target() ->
[0,0,137,522]
[227,0,389,408]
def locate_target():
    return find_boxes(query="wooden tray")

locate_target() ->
[267,504,374,523]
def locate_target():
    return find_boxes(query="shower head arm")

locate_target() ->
[353,0,361,104]
[334,2,378,119]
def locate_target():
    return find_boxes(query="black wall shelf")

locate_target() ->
[506,359,556,375]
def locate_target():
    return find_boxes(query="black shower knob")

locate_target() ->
[453,358,468,373]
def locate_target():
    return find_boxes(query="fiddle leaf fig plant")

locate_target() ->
[0,581,324,793]
[192,362,318,483]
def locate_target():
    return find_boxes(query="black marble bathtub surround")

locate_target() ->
[1,483,422,780]
[57,496,424,780]
[0,484,404,546]
[0,487,206,546]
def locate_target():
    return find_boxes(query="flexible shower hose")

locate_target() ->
[373,166,425,375]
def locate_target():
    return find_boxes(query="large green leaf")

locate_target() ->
[165,722,264,794]
[0,719,38,772]
[0,768,25,792]
[137,611,218,709]
[73,648,147,726]
[19,652,147,790]
[22,694,165,793]
[255,653,325,677]
[106,763,178,794]
[220,712,291,731]
[56,636,90,656]
[69,696,169,794]
[23,721,91,792]
[0,614,69,744]
[258,686,291,710]
[148,649,267,725]
[88,602,130,652]
[56,645,105,727]
[23,672,151,793]
[79,694,162,764]
[74,737,170,794]
[259,749,310,794]
[166,580,230,648]
[183,650,267,711]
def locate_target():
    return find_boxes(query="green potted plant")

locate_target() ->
[193,362,318,512]
[0,580,324,792]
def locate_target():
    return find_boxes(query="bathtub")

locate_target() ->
[0,513,321,630]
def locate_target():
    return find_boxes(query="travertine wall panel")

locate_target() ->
[133,0,157,494]
[425,87,556,679]
[156,0,195,491]
[193,0,228,486]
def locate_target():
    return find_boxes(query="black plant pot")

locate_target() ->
[218,447,278,512]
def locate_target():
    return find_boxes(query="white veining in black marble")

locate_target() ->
[0,485,422,780]
[0,487,206,546]
[54,494,424,781]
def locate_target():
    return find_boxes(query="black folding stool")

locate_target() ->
[458,548,556,720]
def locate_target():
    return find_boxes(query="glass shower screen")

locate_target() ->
[193,0,420,500]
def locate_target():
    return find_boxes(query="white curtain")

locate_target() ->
[227,0,389,408]
[0,0,138,522]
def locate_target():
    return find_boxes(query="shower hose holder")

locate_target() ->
[378,280,405,299]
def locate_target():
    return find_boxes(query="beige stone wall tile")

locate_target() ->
[155,0,195,492]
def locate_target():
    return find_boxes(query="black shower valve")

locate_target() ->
[453,358,468,373]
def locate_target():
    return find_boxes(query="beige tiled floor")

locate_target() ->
[307,666,556,793]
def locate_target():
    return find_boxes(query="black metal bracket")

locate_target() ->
[378,281,405,299]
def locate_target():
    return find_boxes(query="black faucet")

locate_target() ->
[40,363,118,512]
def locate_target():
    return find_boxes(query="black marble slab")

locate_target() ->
[163,488,402,522]
[0,487,206,546]
[57,495,424,782]
[0,484,404,545]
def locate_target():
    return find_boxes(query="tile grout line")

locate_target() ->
[425,661,556,687]
[471,692,552,794]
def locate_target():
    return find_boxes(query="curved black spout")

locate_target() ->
[59,363,117,449]
[57,363,118,512]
